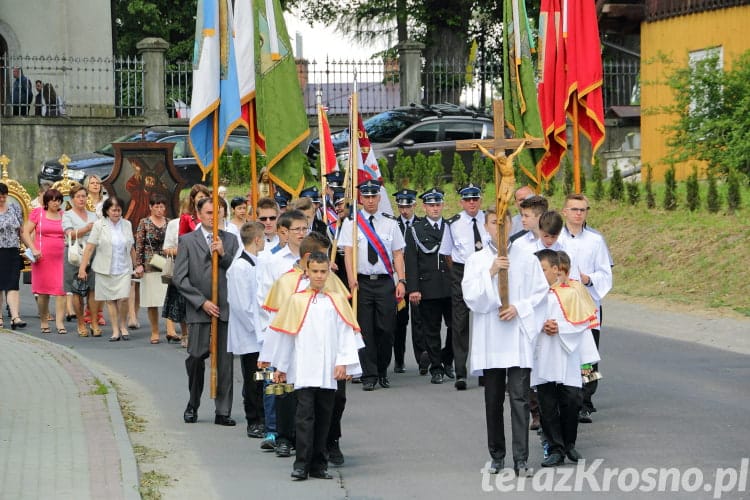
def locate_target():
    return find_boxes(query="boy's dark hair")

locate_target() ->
[240,221,264,245]
[230,196,247,209]
[256,196,279,213]
[520,195,549,216]
[535,248,560,267]
[300,232,330,257]
[276,211,294,230]
[284,209,307,227]
[556,250,571,273]
[538,210,563,236]
[307,251,329,266]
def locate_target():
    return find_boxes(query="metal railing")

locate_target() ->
[2,53,639,118]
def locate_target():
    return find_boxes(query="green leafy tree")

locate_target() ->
[608,167,624,202]
[113,0,197,60]
[727,167,742,213]
[413,152,429,191]
[469,151,487,189]
[663,165,678,211]
[378,157,390,183]
[685,166,700,212]
[451,153,467,189]
[660,49,750,177]
[706,169,721,213]
[626,181,640,206]
[591,164,604,201]
[645,164,656,209]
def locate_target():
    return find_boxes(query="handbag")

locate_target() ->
[160,256,174,285]
[148,253,167,271]
[67,233,83,266]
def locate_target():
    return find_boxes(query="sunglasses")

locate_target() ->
[258,216,277,222]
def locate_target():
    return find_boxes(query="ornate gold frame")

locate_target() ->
[0,154,32,221]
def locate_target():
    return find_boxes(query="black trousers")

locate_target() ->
[185,321,233,416]
[394,301,426,366]
[450,264,470,379]
[294,387,336,473]
[276,390,297,444]
[537,382,582,455]
[419,296,453,374]
[239,352,264,425]
[483,367,531,462]
[327,379,347,445]
[582,327,601,412]
[356,277,396,383]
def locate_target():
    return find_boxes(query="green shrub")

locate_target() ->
[645,164,656,209]
[592,164,604,201]
[427,152,443,188]
[626,181,640,206]
[451,153,467,188]
[685,166,700,211]
[727,167,742,213]
[393,150,413,188]
[608,167,624,202]
[413,152,428,190]
[663,165,678,210]
[543,174,557,197]
[563,157,574,195]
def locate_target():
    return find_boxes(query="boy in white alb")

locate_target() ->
[462,207,548,476]
[272,252,362,481]
[533,249,599,468]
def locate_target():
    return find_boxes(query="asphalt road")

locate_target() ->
[12,288,750,499]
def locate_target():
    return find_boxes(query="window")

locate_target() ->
[443,121,476,141]
[688,46,723,115]
[404,123,440,143]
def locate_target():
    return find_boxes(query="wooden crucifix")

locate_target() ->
[456,100,545,312]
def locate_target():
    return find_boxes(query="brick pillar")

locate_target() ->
[136,37,170,123]
[397,41,425,106]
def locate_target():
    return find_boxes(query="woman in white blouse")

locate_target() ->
[78,196,135,342]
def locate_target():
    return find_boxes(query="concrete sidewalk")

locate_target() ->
[0,330,139,500]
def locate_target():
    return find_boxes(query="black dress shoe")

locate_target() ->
[418,351,430,375]
[394,364,405,373]
[578,409,593,423]
[351,377,362,384]
[430,372,444,384]
[362,381,376,391]
[541,453,564,467]
[444,365,455,379]
[309,469,333,479]
[327,440,345,466]
[183,405,197,423]
[488,458,504,474]
[214,415,236,426]
[378,376,390,389]
[565,448,583,463]
[514,460,528,477]
[454,378,467,391]
[290,468,308,480]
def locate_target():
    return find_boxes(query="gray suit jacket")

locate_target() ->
[173,228,239,324]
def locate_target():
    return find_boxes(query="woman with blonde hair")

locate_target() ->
[84,175,107,217]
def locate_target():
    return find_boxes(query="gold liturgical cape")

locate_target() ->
[263,265,351,313]
[269,288,359,335]
[550,280,600,330]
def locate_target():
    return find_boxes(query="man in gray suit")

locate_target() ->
[174,197,240,425]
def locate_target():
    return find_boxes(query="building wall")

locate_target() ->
[640,5,750,180]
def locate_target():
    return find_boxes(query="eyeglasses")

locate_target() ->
[567,207,589,213]
[288,226,307,233]
[259,216,277,222]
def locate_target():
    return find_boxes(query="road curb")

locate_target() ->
[5,330,141,500]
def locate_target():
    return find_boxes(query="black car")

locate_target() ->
[38,126,250,186]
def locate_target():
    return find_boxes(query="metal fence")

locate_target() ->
[0,54,144,117]
[2,53,639,118]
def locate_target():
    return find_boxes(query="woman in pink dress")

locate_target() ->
[22,188,67,334]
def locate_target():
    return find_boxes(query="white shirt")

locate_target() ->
[256,245,299,342]
[440,210,489,264]
[338,210,405,276]
[163,218,180,250]
[109,219,130,275]
[227,252,262,354]
[557,225,613,312]
[272,292,362,390]
[462,243,548,374]
[258,270,308,363]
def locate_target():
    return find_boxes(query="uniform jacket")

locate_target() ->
[404,217,451,299]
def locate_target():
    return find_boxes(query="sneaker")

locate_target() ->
[260,433,277,450]
[327,439,345,466]
[578,410,593,424]
[247,422,265,438]
[276,440,292,457]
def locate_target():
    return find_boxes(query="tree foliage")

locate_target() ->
[451,153,467,188]
[661,50,750,177]
[663,165,677,211]
[685,166,700,212]
[645,164,656,209]
[706,169,720,213]
[113,0,198,60]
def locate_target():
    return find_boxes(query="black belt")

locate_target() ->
[357,273,391,281]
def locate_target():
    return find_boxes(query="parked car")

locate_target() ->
[306,104,493,180]
[38,126,250,186]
